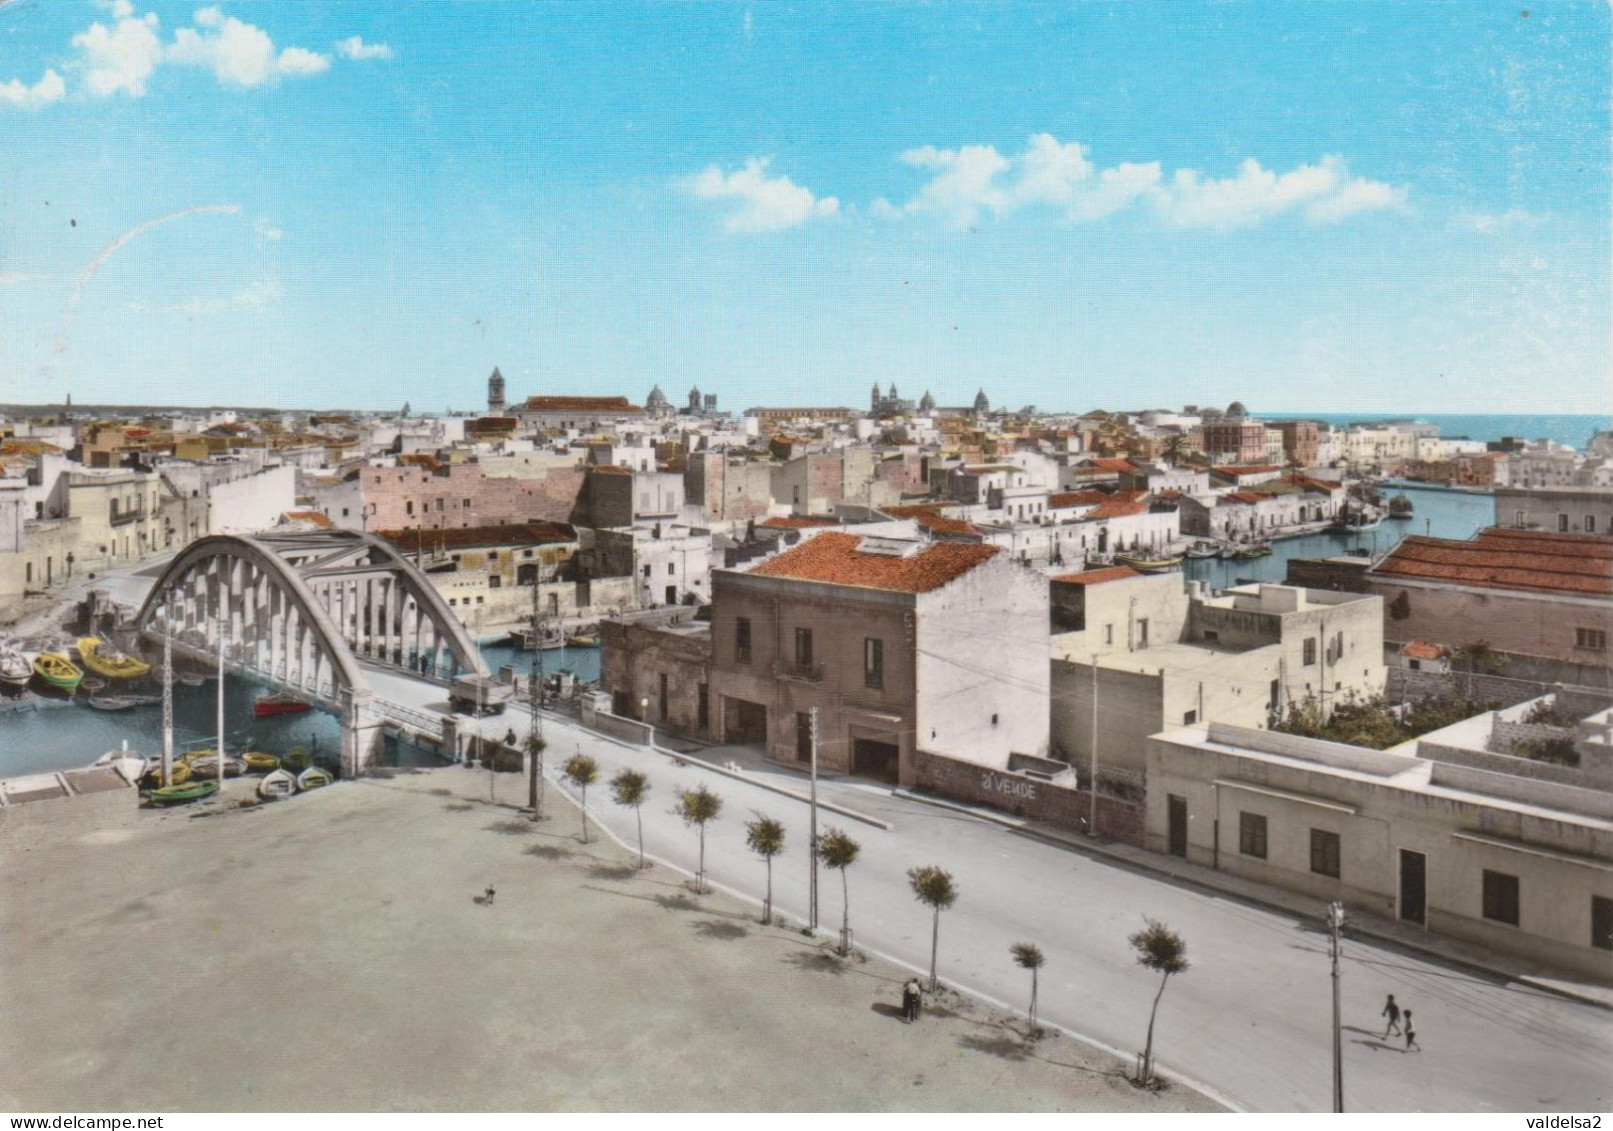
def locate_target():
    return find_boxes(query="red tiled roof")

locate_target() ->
[1215,464,1281,477]
[880,504,983,536]
[760,516,839,529]
[1222,492,1263,505]
[1089,499,1150,519]
[1091,458,1138,473]
[523,396,643,414]
[1051,565,1142,586]
[1398,640,1446,660]
[1372,528,1613,597]
[1049,490,1109,509]
[282,510,333,529]
[379,522,577,553]
[398,454,443,472]
[591,464,633,475]
[748,532,1000,594]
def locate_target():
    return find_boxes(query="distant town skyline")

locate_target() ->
[2,1,1607,414]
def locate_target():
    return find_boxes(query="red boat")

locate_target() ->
[254,693,312,719]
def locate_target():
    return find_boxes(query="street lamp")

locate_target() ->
[641,695,653,750]
[1327,900,1347,1113]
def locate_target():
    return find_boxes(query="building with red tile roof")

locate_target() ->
[1051,565,1142,586]
[759,515,840,530]
[1371,528,1612,598]
[748,532,999,594]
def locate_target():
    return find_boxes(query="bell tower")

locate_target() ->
[488,367,506,415]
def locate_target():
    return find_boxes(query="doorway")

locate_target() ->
[1167,795,1188,858]
[851,738,900,783]
[1399,849,1426,925]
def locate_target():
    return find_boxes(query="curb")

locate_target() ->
[894,788,1613,1014]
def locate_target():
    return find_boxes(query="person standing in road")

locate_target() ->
[484,884,496,907]
[901,980,916,1023]
[1403,1010,1418,1052]
[1381,993,1402,1038]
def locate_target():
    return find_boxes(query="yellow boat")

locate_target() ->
[242,751,280,773]
[180,748,213,765]
[1114,553,1184,574]
[78,637,152,680]
[33,652,84,694]
[158,761,193,787]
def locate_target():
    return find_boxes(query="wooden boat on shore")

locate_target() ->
[0,647,33,691]
[149,780,219,806]
[93,743,149,784]
[189,754,247,779]
[241,751,280,773]
[78,637,152,680]
[1114,552,1184,573]
[33,652,84,694]
[254,692,312,719]
[281,747,314,771]
[258,768,297,799]
[296,766,333,792]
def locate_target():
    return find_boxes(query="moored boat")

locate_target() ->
[241,751,280,773]
[78,636,152,680]
[281,746,314,771]
[149,780,220,806]
[93,743,149,784]
[296,766,333,791]
[254,692,312,718]
[1184,540,1221,559]
[258,768,297,799]
[33,652,84,694]
[1230,543,1273,561]
[0,647,33,691]
[508,624,566,650]
[1387,493,1415,519]
[86,695,138,711]
[189,754,247,778]
[565,633,599,648]
[1114,552,1184,573]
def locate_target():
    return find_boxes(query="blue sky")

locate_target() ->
[1,1,1607,414]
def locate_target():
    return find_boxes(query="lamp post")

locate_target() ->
[641,695,653,750]
[1328,900,1347,1113]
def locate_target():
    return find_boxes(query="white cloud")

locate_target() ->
[0,270,35,285]
[136,276,282,316]
[0,69,66,109]
[1452,208,1544,233]
[254,217,283,242]
[336,36,393,61]
[71,9,163,97]
[686,158,838,232]
[877,135,1405,231]
[167,10,328,86]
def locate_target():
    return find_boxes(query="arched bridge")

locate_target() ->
[134,531,490,768]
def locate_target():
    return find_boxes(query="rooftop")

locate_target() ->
[746,531,1000,594]
[1371,527,1613,597]
[379,522,577,553]
[1051,565,1142,586]
[522,396,644,414]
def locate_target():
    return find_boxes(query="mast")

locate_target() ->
[161,633,173,784]
[216,629,225,789]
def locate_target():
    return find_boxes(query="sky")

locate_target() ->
[0,1,1608,415]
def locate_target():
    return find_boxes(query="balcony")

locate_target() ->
[775,659,825,684]
[109,506,147,527]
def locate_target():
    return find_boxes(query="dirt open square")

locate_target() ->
[0,769,1222,1112]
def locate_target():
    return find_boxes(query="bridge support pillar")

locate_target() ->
[342,690,386,779]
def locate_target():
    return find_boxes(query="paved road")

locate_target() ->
[482,709,1612,1114]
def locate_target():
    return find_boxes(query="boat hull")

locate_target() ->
[78,637,152,680]
[149,780,220,805]
[33,653,84,694]
[254,695,312,719]
[296,767,333,791]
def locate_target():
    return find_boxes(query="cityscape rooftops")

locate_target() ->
[1051,565,1142,586]
[1371,527,1613,597]
[378,522,578,552]
[746,531,1000,594]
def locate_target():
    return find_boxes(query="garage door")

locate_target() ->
[852,738,900,784]
[723,697,768,745]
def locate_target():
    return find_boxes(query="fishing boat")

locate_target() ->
[281,747,314,771]
[82,676,107,693]
[1229,542,1273,561]
[1114,552,1184,573]
[180,747,212,765]
[188,754,247,778]
[1184,540,1222,559]
[33,652,84,694]
[1387,493,1415,519]
[150,761,193,787]
[78,636,152,680]
[148,780,220,806]
[296,766,334,791]
[0,647,33,692]
[258,768,297,799]
[254,692,312,719]
[93,742,149,784]
[1329,505,1383,533]
[565,632,600,648]
[507,623,566,651]
[86,695,139,711]
[241,751,280,773]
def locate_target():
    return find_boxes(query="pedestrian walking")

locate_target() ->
[1381,993,1401,1037]
[902,977,922,1023]
[504,728,517,748]
[1403,1010,1418,1052]
[900,980,916,1023]
[484,884,496,907]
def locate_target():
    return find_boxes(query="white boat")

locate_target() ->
[296,766,334,791]
[92,742,150,785]
[0,647,32,691]
[258,768,297,799]
[86,695,139,711]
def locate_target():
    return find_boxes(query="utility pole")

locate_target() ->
[1328,900,1347,1114]
[1088,654,1098,836]
[809,705,820,932]
[215,629,226,790]
[527,646,543,819]
[160,632,173,785]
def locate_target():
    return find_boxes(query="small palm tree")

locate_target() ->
[678,785,723,893]
[562,753,599,844]
[744,815,786,924]
[908,865,958,992]
[525,730,548,821]
[1011,941,1045,1036]
[610,769,650,868]
[1161,433,1189,468]
[1454,639,1506,697]
[1129,918,1190,1086]
[816,828,861,955]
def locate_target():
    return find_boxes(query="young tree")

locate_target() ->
[562,753,599,844]
[610,769,650,868]
[1010,941,1046,1036]
[816,828,861,955]
[1454,639,1506,697]
[908,865,958,992]
[678,785,723,893]
[744,815,786,924]
[1129,918,1190,1086]
[1161,433,1190,468]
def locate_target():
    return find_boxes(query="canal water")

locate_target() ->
[0,486,1475,780]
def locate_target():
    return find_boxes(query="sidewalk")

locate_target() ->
[892,787,1613,1012]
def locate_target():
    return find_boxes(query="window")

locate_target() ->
[642,565,651,577]
[1482,870,1520,926]
[1303,638,1317,665]
[668,563,676,575]
[1270,679,1281,710]
[1183,709,1197,725]
[406,501,414,516]
[1593,896,1613,951]
[1239,812,1268,859]
[1310,829,1341,878]
[448,598,457,606]
[489,576,501,589]
[1559,514,1569,532]
[735,617,752,663]
[1137,618,1149,648]
[864,637,884,690]
[794,627,814,667]
[463,499,471,508]
[1576,628,1607,652]
[1104,624,1114,646]
[1515,509,1526,526]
